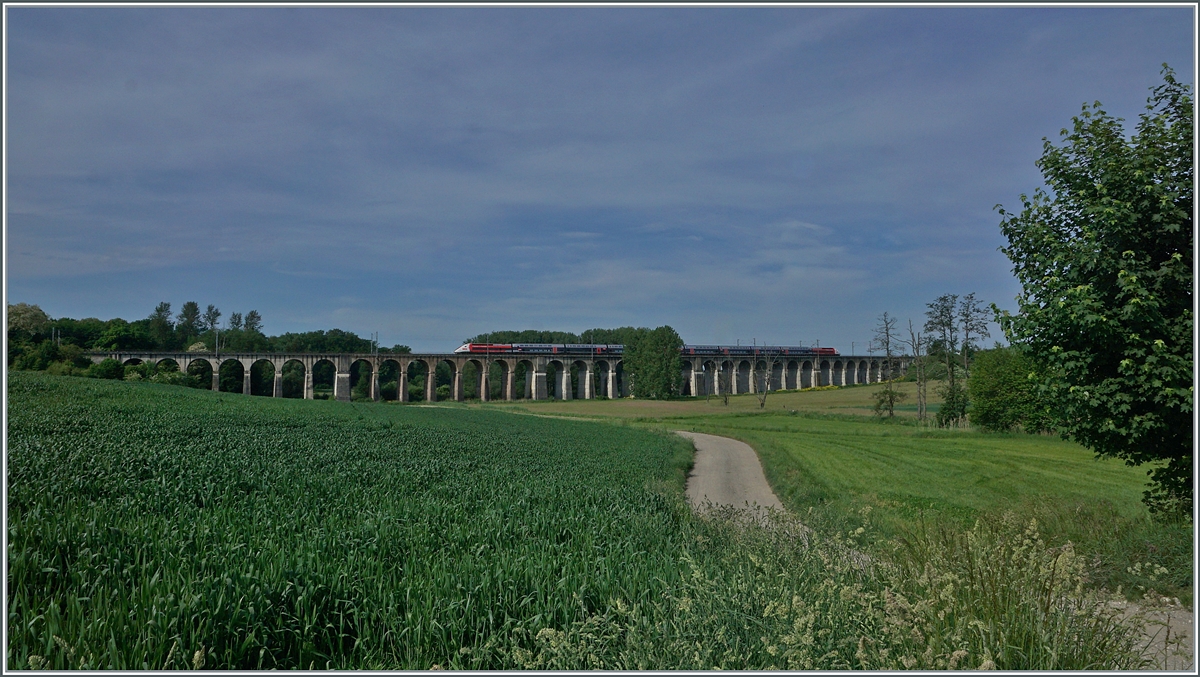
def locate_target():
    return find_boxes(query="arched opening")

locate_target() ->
[349,359,374,401]
[799,360,811,388]
[571,360,591,399]
[460,359,484,400]
[218,359,244,393]
[249,359,275,396]
[281,359,305,398]
[516,359,535,399]
[717,360,733,394]
[593,360,613,399]
[737,360,751,393]
[433,359,457,401]
[489,359,510,400]
[818,360,831,387]
[860,360,870,383]
[770,359,784,390]
[187,359,214,390]
[378,359,402,401]
[546,360,566,400]
[679,359,693,397]
[156,358,180,373]
[785,360,798,390]
[312,359,336,399]
[751,360,766,392]
[831,360,843,386]
[697,360,715,396]
[404,359,429,402]
[121,357,143,366]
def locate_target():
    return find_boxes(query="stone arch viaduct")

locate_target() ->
[88,351,908,402]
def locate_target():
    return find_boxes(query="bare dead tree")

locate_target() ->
[871,312,907,417]
[906,318,928,422]
[754,349,787,409]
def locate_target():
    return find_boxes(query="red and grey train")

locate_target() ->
[454,343,839,356]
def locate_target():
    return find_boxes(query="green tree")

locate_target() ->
[52,317,106,349]
[176,302,201,344]
[202,304,222,333]
[94,319,154,351]
[243,310,263,334]
[271,329,371,353]
[968,346,1053,433]
[148,302,175,350]
[995,66,1193,516]
[625,326,682,399]
[926,294,967,427]
[958,293,990,378]
[87,358,125,380]
[7,303,50,340]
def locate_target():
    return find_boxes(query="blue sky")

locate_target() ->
[5,5,1194,353]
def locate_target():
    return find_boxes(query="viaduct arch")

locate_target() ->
[89,351,906,402]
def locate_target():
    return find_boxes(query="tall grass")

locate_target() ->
[464,509,1146,670]
[8,373,1148,669]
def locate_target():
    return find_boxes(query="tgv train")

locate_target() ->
[454,343,622,355]
[454,343,839,356]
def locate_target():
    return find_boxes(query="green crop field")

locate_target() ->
[6,373,1159,669]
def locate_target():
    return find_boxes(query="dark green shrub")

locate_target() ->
[87,358,125,380]
[45,361,86,377]
[935,381,969,427]
[969,347,1052,432]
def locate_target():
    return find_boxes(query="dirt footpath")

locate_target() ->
[677,431,784,512]
[675,429,1192,670]
[1109,598,1195,671]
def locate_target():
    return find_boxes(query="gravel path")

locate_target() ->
[678,431,784,512]
[675,429,1192,670]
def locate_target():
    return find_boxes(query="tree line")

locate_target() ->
[6,301,411,379]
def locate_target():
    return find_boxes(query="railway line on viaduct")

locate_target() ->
[87,350,909,403]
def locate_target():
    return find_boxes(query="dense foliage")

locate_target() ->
[6,302,411,381]
[968,347,1052,433]
[8,374,1147,669]
[624,326,684,399]
[996,67,1193,516]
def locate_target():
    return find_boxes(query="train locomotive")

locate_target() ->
[454,343,838,356]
